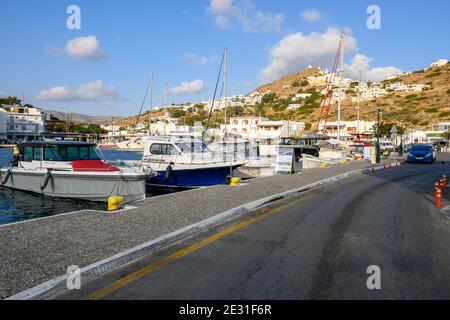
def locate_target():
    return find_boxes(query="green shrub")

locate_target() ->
[425,108,439,113]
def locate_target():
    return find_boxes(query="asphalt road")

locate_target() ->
[58,154,450,300]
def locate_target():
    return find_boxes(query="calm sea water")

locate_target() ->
[0,148,144,225]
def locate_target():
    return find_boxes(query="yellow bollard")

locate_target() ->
[230,177,242,187]
[108,196,125,211]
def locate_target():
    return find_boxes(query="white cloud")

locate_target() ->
[66,36,106,61]
[302,9,321,23]
[259,28,358,83]
[344,54,402,82]
[207,0,284,33]
[36,80,118,102]
[185,53,218,66]
[168,79,206,95]
[259,28,401,84]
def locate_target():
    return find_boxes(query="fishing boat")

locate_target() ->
[0,141,149,202]
[302,139,349,169]
[141,137,242,188]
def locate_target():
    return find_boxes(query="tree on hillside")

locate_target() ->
[261,92,277,104]
[226,106,245,117]
[168,108,186,118]
[0,96,22,106]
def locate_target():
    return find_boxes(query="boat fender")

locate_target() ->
[165,162,175,182]
[1,168,12,185]
[40,169,52,191]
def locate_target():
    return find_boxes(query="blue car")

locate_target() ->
[406,144,435,164]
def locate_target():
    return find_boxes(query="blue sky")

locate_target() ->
[0,0,448,116]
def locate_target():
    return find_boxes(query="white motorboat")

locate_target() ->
[0,141,149,202]
[302,139,349,169]
[140,137,243,188]
[116,136,150,151]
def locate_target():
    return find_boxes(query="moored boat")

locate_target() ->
[141,137,243,188]
[0,141,149,202]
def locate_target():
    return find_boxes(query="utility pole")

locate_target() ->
[376,104,381,164]
[399,120,404,156]
[337,33,344,140]
[357,70,361,134]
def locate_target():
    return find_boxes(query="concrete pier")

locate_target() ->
[0,160,380,299]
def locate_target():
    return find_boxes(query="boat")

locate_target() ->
[97,143,119,150]
[141,137,242,188]
[116,136,148,151]
[302,139,349,169]
[0,141,149,202]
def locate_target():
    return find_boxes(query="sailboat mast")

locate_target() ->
[148,72,154,135]
[224,48,228,137]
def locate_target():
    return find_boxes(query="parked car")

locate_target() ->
[379,141,395,152]
[405,144,435,164]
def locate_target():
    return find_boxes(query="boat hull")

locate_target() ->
[0,168,147,202]
[151,166,237,187]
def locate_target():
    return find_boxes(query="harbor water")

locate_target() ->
[0,148,143,225]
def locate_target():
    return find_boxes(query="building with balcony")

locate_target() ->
[5,105,46,142]
[220,117,305,140]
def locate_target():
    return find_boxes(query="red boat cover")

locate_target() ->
[72,160,120,172]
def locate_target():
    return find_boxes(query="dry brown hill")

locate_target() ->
[252,67,322,99]
[117,63,449,131]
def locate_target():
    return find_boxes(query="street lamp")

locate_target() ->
[376,104,381,164]
[399,120,404,156]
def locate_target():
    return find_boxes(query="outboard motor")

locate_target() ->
[164,162,176,184]
[40,169,52,191]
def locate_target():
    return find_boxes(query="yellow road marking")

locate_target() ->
[84,195,310,300]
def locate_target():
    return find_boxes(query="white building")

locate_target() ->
[430,59,448,68]
[318,120,376,138]
[386,82,426,93]
[360,86,387,100]
[438,122,450,132]
[292,93,312,102]
[220,116,305,140]
[5,105,46,142]
[287,104,302,110]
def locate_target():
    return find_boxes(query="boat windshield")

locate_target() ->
[43,146,101,161]
[175,142,211,154]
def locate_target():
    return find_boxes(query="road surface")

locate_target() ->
[58,154,450,300]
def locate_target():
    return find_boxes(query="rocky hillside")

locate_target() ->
[117,62,449,131]
[248,63,450,130]
[45,110,123,125]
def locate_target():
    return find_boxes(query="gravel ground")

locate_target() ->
[0,160,374,298]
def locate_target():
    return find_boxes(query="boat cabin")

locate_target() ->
[143,138,212,158]
[14,141,118,172]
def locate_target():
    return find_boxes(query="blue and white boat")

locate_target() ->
[141,137,243,188]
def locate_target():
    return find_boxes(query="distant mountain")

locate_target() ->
[44,110,123,125]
